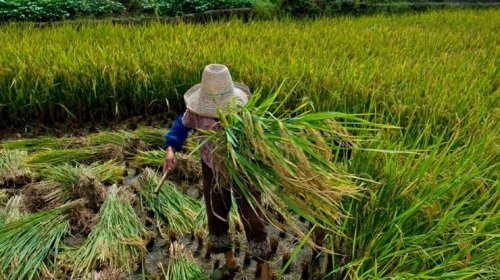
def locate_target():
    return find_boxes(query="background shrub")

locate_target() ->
[0,0,125,22]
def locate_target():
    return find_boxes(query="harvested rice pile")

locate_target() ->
[0,150,32,188]
[70,185,150,278]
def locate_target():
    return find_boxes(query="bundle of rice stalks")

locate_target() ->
[204,91,390,237]
[160,242,208,280]
[0,201,77,280]
[71,185,150,277]
[24,162,124,233]
[23,178,101,235]
[22,181,65,212]
[23,148,100,168]
[89,131,147,155]
[0,150,32,188]
[0,136,77,152]
[0,195,25,224]
[138,169,201,236]
[0,189,8,207]
[132,126,165,149]
[88,131,134,146]
[41,161,124,186]
[134,151,202,182]
[24,145,129,170]
[24,162,123,211]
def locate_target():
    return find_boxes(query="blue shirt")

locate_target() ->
[164,114,191,151]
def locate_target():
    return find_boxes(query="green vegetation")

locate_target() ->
[0,0,252,22]
[142,0,252,16]
[0,0,125,22]
[1,126,163,152]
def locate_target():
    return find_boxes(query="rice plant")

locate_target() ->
[159,242,208,280]
[139,168,201,236]
[0,195,25,224]
[322,126,500,279]
[71,185,150,277]
[87,131,134,146]
[0,150,32,188]
[0,10,496,140]
[0,201,76,280]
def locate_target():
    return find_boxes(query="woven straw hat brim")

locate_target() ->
[184,82,251,118]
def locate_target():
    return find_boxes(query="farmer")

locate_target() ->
[163,64,271,280]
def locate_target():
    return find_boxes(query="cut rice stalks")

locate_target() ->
[24,162,123,211]
[0,136,79,152]
[23,162,124,233]
[1,126,161,152]
[71,185,150,277]
[138,168,201,237]
[0,189,8,207]
[23,148,101,168]
[204,90,391,238]
[23,145,129,170]
[132,126,165,149]
[0,201,77,280]
[159,242,208,280]
[0,195,26,224]
[40,161,124,186]
[0,150,32,188]
[135,151,202,182]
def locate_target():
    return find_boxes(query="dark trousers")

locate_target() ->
[202,160,271,261]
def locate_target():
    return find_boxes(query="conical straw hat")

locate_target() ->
[184,64,251,118]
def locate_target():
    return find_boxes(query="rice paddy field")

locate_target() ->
[0,8,499,280]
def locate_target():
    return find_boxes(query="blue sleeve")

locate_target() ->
[164,114,192,151]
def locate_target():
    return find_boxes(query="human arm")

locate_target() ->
[163,114,192,173]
